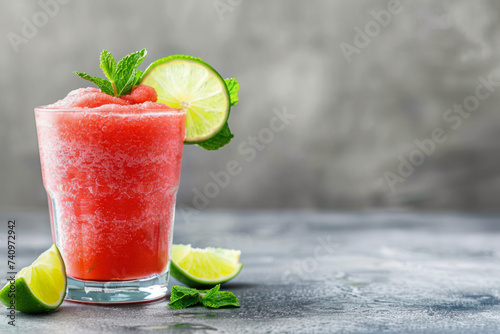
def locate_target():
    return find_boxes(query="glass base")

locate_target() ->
[65,272,169,304]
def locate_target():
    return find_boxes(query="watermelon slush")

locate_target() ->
[35,86,186,281]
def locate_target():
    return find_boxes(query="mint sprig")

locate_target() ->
[168,285,240,309]
[196,78,239,151]
[74,49,147,97]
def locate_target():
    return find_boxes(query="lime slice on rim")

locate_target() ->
[170,244,243,288]
[141,55,230,143]
[0,244,66,313]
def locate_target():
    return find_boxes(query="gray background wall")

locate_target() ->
[1,0,500,212]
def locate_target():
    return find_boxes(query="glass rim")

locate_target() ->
[34,105,187,115]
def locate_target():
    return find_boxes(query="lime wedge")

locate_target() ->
[141,55,230,143]
[0,244,66,313]
[170,244,243,288]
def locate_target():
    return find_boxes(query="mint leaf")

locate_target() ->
[75,49,147,97]
[225,78,239,107]
[74,72,114,96]
[115,48,147,96]
[196,123,234,151]
[201,285,240,309]
[168,286,202,309]
[203,291,240,308]
[99,50,116,82]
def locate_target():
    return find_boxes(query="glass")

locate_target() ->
[34,106,186,303]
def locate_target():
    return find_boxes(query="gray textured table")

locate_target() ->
[1,211,500,333]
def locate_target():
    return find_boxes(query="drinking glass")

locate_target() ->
[34,106,186,303]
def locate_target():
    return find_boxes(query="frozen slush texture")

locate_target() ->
[36,87,186,280]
